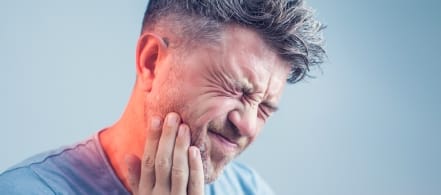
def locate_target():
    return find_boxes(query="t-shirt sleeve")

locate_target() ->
[0,167,55,195]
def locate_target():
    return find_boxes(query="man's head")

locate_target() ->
[141,0,326,83]
[134,0,325,183]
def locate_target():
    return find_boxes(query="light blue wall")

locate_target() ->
[1,0,440,194]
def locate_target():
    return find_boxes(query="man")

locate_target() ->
[0,0,325,194]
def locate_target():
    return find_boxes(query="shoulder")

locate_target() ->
[0,138,96,194]
[0,165,55,194]
[206,161,275,195]
[0,134,127,194]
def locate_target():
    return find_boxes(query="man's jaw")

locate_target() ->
[198,133,242,184]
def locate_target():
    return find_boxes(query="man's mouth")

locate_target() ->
[207,130,239,153]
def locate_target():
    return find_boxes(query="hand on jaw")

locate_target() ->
[125,112,205,195]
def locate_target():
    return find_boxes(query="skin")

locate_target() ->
[125,113,204,195]
[99,25,290,194]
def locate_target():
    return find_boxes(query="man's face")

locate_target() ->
[146,26,290,183]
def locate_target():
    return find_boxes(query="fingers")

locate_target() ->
[138,116,162,192]
[128,112,203,195]
[171,124,191,195]
[155,113,181,190]
[188,146,204,195]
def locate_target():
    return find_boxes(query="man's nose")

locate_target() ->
[228,105,258,137]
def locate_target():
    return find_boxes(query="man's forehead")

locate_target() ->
[176,24,290,95]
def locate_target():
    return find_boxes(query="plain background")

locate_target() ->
[1,0,440,194]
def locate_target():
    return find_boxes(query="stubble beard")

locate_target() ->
[198,143,210,183]
[195,129,239,184]
[198,139,222,184]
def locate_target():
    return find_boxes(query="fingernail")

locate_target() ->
[178,125,187,137]
[167,113,178,126]
[192,147,200,158]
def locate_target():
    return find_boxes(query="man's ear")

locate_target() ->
[135,33,168,92]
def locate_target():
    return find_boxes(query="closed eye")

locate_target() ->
[260,102,279,113]
[258,102,278,119]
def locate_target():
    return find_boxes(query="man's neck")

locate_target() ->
[99,122,146,190]
[99,88,147,190]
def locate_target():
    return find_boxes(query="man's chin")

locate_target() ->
[204,168,223,184]
[199,138,242,184]
[202,157,232,184]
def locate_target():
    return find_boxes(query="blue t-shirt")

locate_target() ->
[0,133,274,195]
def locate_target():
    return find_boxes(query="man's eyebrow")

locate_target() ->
[261,101,279,112]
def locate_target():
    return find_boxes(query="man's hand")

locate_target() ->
[125,112,205,195]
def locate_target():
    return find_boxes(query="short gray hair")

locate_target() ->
[141,0,326,83]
